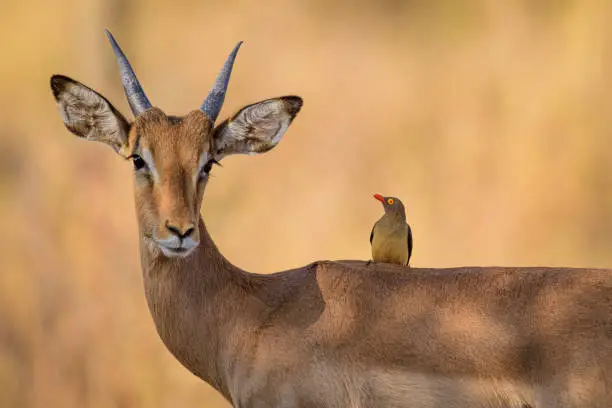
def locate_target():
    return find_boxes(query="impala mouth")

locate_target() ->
[158,242,197,258]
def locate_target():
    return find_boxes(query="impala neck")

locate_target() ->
[138,217,247,398]
[139,217,241,271]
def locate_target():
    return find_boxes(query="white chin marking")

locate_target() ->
[159,245,196,258]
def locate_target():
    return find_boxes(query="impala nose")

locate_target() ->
[165,221,195,240]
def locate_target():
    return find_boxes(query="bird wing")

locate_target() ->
[370,221,378,245]
[407,223,413,261]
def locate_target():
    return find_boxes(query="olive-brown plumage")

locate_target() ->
[370,194,412,266]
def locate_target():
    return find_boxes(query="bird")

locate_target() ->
[370,194,413,266]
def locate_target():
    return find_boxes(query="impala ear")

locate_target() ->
[211,96,302,159]
[50,75,131,156]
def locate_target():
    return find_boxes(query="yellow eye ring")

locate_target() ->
[387,198,394,205]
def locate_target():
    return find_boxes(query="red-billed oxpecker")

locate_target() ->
[370,194,413,266]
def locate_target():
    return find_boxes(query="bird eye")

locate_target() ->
[130,155,146,171]
[387,198,394,205]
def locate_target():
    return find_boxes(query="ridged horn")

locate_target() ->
[200,41,243,123]
[105,29,152,116]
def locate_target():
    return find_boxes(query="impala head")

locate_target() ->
[50,30,302,258]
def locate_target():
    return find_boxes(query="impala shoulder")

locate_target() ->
[310,260,352,279]
[308,261,367,298]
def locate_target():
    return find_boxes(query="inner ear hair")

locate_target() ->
[212,96,303,158]
[51,75,131,156]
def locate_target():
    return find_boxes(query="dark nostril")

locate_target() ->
[166,224,181,237]
[182,226,195,238]
[165,222,195,239]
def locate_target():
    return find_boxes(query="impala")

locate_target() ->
[50,30,612,407]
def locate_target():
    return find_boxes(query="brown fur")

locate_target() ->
[142,222,612,407]
[130,108,211,246]
[51,74,612,407]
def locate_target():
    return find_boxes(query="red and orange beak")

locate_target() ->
[373,194,385,203]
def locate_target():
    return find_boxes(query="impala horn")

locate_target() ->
[200,41,243,123]
[105,29,152,116]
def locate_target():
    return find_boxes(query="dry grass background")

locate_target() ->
[2,0,612,406]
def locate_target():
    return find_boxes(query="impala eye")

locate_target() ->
[202,159,220,175]
[129,155,146,171]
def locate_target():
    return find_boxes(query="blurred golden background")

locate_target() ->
[2,0,612,406]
